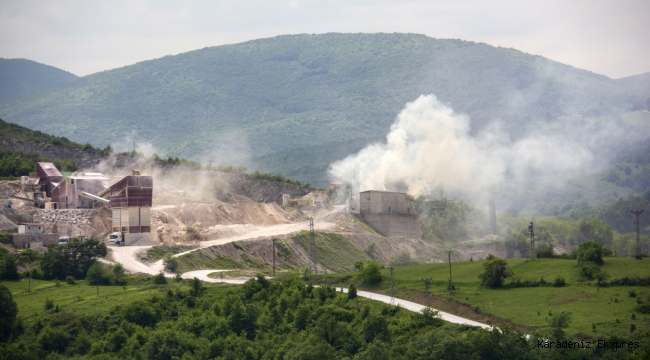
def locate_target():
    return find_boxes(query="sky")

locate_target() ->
[0,0,648,79]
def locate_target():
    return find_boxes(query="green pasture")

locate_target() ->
[316,257,650,338]
[0,278,235,329]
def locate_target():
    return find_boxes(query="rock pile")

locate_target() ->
[36,209,95,225]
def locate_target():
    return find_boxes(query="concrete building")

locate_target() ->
[359,190,422,239]
[18,223,45,234]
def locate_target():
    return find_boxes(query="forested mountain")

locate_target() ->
[0,59,78,102]
[617,71,650,96]
[0,34,648,186]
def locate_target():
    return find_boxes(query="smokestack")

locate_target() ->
[489,198,497,235]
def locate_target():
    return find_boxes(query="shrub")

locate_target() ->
[553,276,566,287]
[44,298,54,311]
[358,260,383,285]
[576,241,604,266]
[348,283,357,300]
[65,276,76,285]
[479,258,513,288]
[152,272,167,285]
[635,303,650,314]
[163,255,179,272]
[536,245,555,259]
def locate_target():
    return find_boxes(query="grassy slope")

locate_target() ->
[1,278,166,329]
[291,231,373,272]
[316,257,650,338]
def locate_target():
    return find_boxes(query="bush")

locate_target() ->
[152,272,167,285]
[579,262,609,283]
[44,298,54,311]
[479,258,513,288]
[576,241,604,266]
[358,260,383,285]
[163,255,179,272]
[553,276,566,287]
[536,245,555,258]
[65,276,76,285]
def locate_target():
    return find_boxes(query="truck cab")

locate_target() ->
[58,236,69,245]
[109,232,124,245]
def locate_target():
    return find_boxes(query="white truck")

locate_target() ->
[109,232,125,245]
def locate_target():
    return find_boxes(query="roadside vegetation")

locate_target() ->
[3,274,648,359]
[314,256,650,340]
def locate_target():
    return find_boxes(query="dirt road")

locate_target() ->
[108,205,491,329]
[112,205,344,275]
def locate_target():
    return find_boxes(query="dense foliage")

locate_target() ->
[0,59,78,101]
[2,275,648,359]
[40,239,108,280]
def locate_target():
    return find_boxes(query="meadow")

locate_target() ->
[316,257,650,338]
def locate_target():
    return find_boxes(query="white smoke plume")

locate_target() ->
[329,94,596,203]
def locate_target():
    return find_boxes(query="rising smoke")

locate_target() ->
[328,94,605,205]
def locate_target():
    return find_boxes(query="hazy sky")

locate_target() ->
[1,0,648,78]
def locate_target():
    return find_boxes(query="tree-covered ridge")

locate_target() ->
[0,33,647,186]
[2,275,648,359]
[0,58,78,102]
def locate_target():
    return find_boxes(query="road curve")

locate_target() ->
[109,205,492,330]
[181,270,492,329]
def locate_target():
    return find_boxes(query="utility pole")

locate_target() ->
[389,266,395,306]
[632,210,644,260]
[528,222,535,259]
[446,249,453,296]
[272,238,276,277]
[96,271,99,296]
[309,217,316,275]
[422,277,431,308]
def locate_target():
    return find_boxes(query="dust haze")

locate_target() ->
[329,94,642,206]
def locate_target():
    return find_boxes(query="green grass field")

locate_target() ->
[1,278,238,330]
[315,257,650,338]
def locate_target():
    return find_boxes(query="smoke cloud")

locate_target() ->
[329,94,597,203]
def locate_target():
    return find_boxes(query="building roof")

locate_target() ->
[360,190,406,194]
[19,223,44,226]
[37,162,63,178]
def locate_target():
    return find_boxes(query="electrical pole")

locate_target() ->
[390,266,395,306]
[632,210,644,260]
[272,237,276,277]
[422,277,431,308]
[309,217,316,275]
[446,249,453,295]
[528,222,535,259]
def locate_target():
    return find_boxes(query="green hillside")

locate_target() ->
[0,34,647,187]
[0,58,78,102]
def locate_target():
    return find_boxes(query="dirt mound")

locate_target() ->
[165,201,293,228]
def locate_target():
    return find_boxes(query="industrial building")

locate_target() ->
[36,162,63,198]
[51,172,110,209]
[100,171,156,246]
[358,190,422,239]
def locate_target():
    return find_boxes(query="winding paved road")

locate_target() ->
[109,205,492,330]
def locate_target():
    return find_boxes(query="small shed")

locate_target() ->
[18,223,45,234]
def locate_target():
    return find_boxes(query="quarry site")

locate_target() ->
[0,159,504,279]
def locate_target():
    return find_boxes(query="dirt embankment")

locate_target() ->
[153,195,305,244]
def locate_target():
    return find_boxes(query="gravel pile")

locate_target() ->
[36,209,94,225]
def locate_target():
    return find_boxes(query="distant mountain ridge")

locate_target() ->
[0,58,78,102]
[0,33,648,186]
